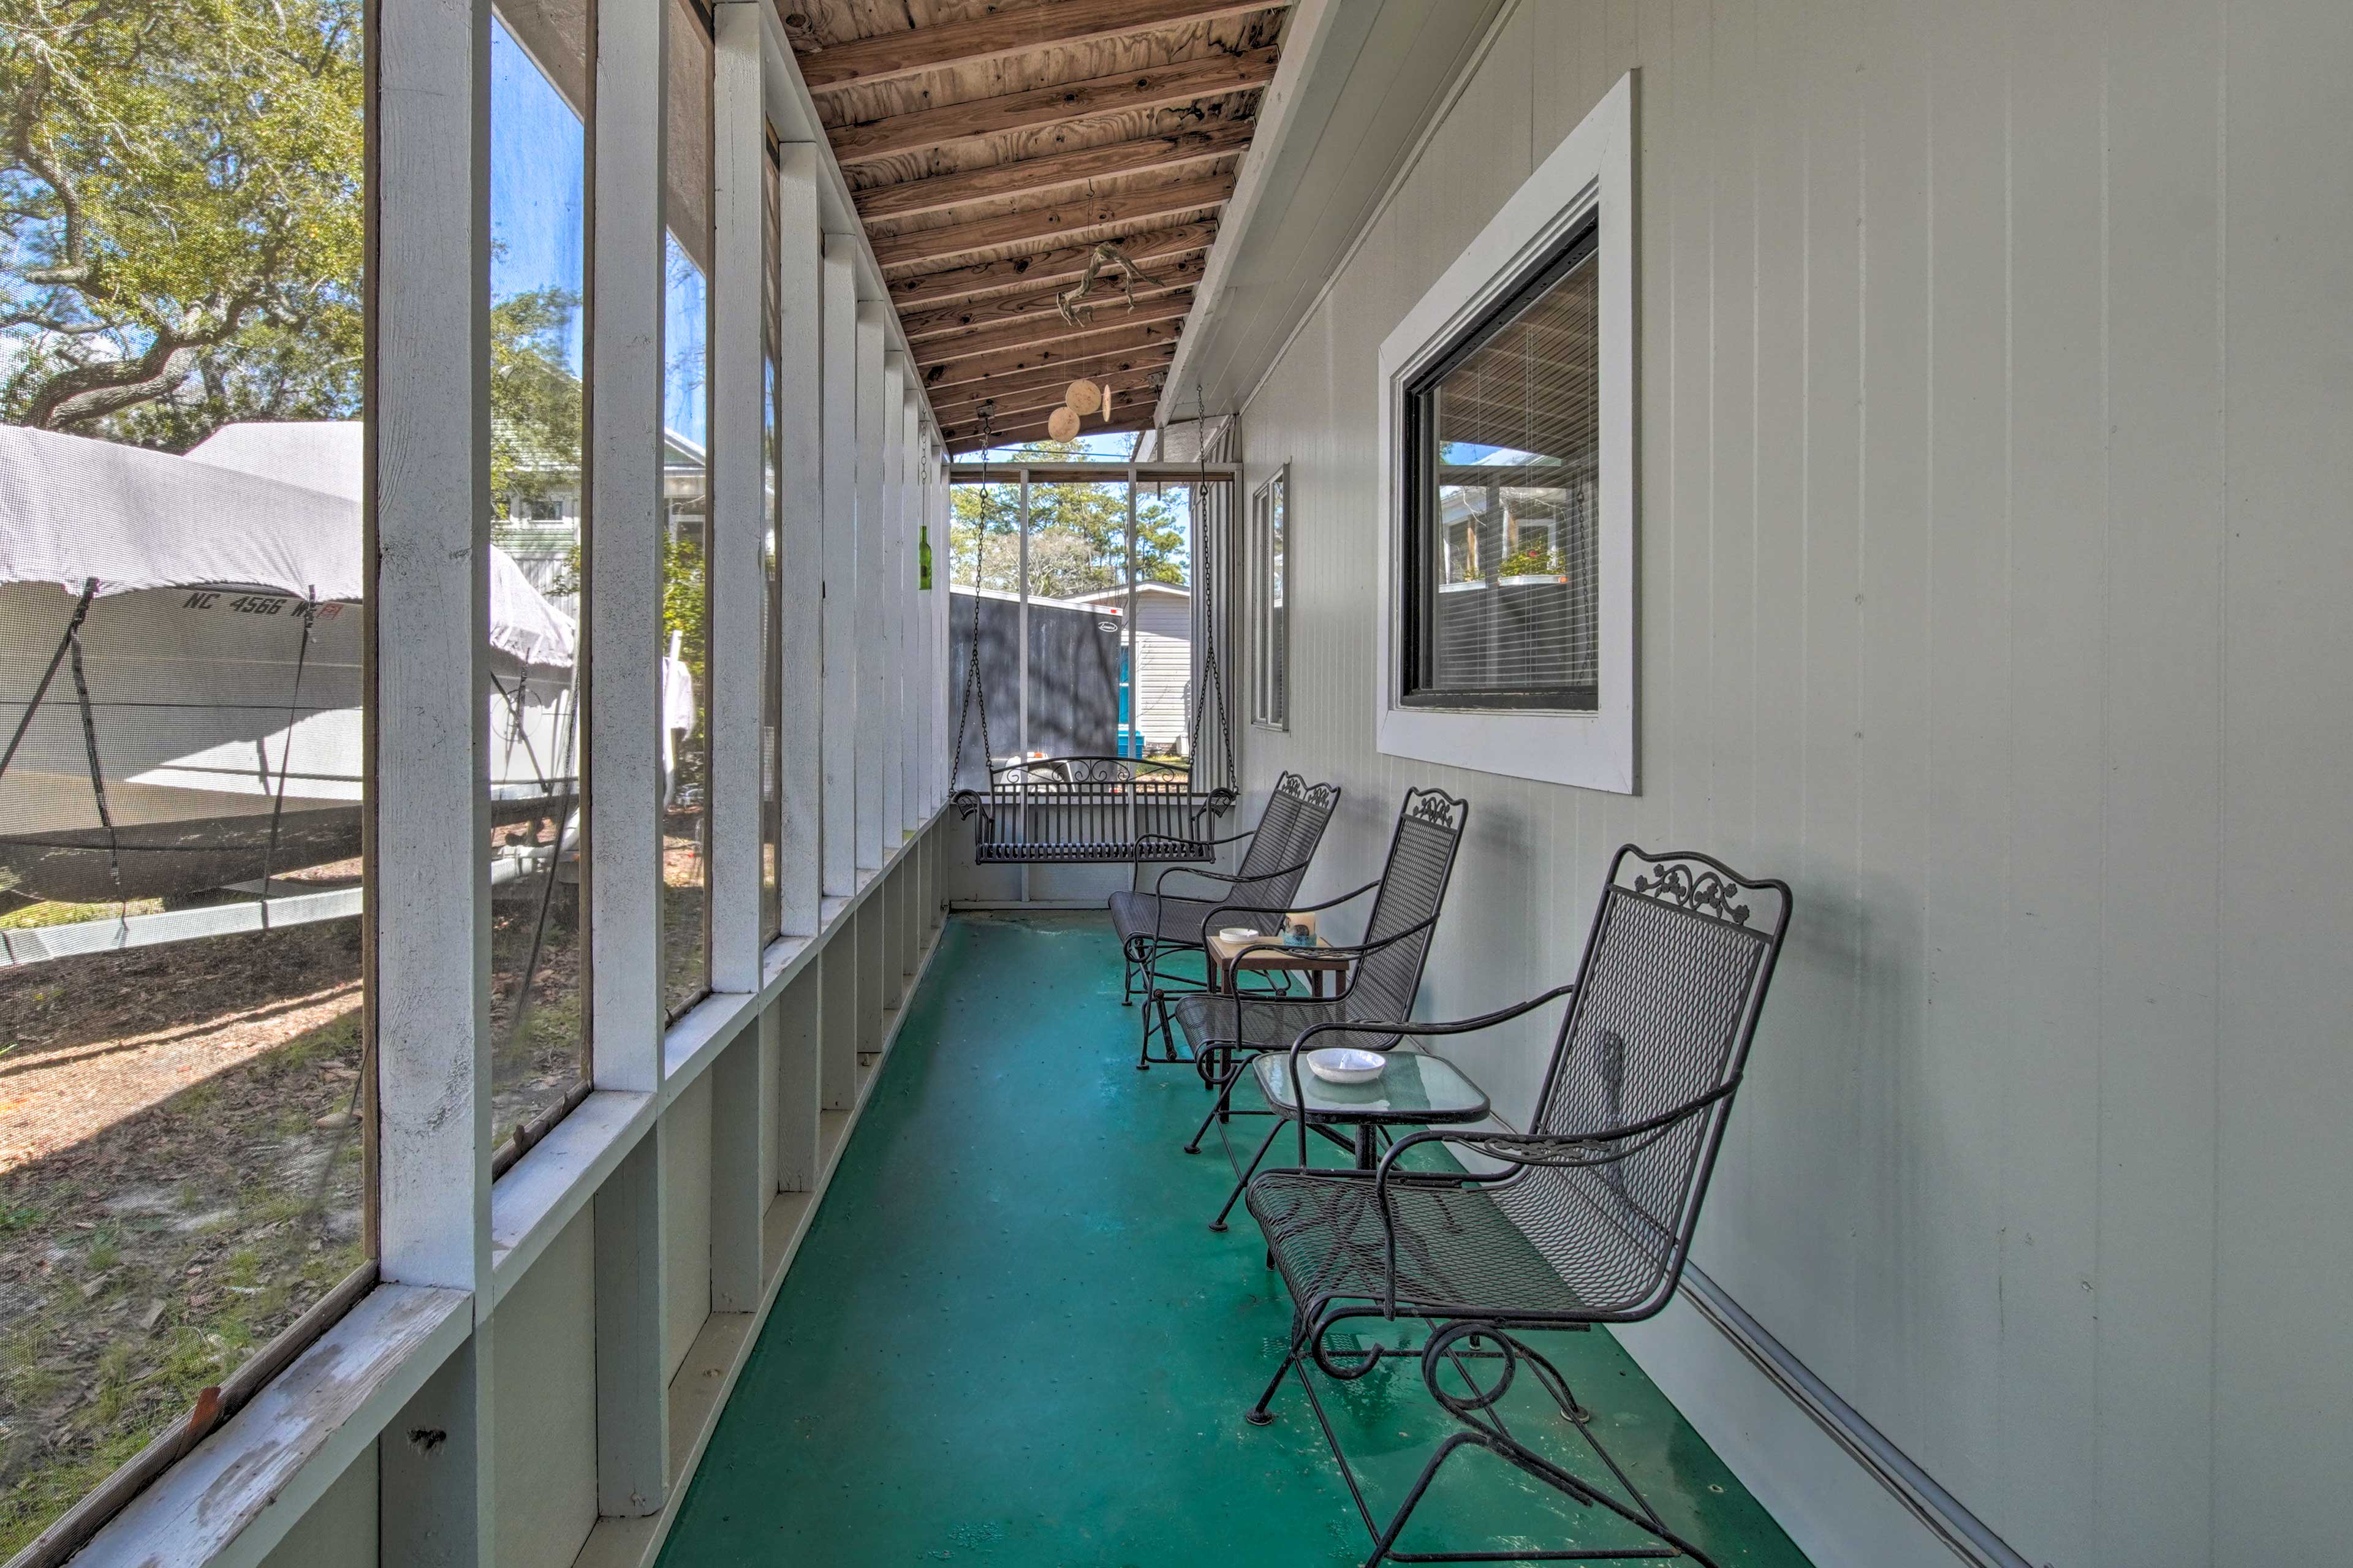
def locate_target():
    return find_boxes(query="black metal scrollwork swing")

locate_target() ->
[949,401,1238,866]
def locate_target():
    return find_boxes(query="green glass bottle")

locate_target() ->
[918,525,933,590]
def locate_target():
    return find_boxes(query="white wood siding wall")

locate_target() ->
[1233,3,2351,1566]
[1131,593,1191,751]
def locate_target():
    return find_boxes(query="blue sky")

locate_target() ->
[491,17,706,449]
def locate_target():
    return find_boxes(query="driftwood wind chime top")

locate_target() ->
[779,0,1295,453]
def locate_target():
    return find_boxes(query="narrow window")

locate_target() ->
[1251,466,1289,730]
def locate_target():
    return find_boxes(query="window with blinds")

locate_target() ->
[1401,221,1599,711]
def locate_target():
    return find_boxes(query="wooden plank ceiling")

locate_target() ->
[779,0,1294,453]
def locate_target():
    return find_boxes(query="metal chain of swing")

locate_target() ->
[947,393,1235,800]
[1179,385,1235,793]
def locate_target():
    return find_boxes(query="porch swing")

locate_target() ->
[949,404,1238,866]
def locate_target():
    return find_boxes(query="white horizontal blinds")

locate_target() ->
[1426,239,1601,706]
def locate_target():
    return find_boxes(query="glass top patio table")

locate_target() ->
[1251,1050,1490,1170]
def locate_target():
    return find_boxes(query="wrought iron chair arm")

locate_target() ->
[1203,878,1379,931]
[1279,985,1582,1153]
[1142,827,1254,893]
[1365,1080,1745,1317]
[1147,853,1319,931]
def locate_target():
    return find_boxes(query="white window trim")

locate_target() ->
[1249,463,1289,731]
[1373,70,1637,795]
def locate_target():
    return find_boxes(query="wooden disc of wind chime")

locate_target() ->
[1047,376,1108,442]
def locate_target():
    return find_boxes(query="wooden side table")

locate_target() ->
[1203,925,1352,999]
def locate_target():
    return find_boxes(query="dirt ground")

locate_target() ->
[0,844,596,1555]
[0,919,368,1556]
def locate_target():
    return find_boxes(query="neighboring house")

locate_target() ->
[1069,581,1191,757]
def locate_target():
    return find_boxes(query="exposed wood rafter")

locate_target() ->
[929,365,1170,428]
[799,0,1289,94]
[884,222,1216,311]
[828,47,1280,168]
[946,412,1156,455]
[920,319,1183,392]
[917,290,1194,368]
[896,255,1205,340]
[871,173,1235,269]
[923,343,1176,416]
[852,121,1257,224]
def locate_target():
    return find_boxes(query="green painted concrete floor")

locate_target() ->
[659,914,1813,1568]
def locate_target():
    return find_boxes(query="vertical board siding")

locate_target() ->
[1231,2,2348,1563]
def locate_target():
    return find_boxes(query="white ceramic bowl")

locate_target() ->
[1216,926,1262,943]
[1306,1047,1386,1085]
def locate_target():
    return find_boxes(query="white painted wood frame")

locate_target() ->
[900,391,925,834]
[586,0,672,1524]
[853,301,888,870]
[373,0,492,1304]
[371,1,494,1559]
[707,5,766,994]
[880,354,907,845]
[818,237,860,894]
[771,143,824,936]
[1372,71,1637,794]
[53,4,972,1563]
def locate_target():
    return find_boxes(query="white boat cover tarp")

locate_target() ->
[0,423,578,671]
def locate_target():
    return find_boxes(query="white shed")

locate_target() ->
[1070,581,1191,756]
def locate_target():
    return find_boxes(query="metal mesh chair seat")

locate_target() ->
[1108,890,1224,951]
[1246,1170,1661,1323]
[1168,991,1404,1058]
[1118,773,1341,1030]
[1233,847,1795,1567]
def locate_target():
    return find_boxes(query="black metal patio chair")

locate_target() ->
[1240,845,1791,1568]
[1108,770,1341,1031]
[1148,788,1469,1224]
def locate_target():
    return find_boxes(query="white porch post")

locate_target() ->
[880,354,907,846]
[853,301,887,872]
[586,0,668,1517]
[772,143,824,936]
[707,2,764,996]
[371,0,494,1559]
[900,390,923,836]
[819,237,860,897]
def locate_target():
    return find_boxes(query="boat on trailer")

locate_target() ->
[0,422,611,907]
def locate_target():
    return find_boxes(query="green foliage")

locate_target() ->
[490,287,585,521]
[662,528,707,682]
[0,0,367,438]
[948,440,1188,599]
[1498,542,1560,577]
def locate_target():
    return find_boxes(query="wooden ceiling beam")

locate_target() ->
[885,221,1215,311]
[918,290,1194,368]
[897,254,1204,339]
[828,47,1279,168]
[930,367,1171,430]
[945,412,1156,455]
[871,173,1235,270]
[920,319,1183,393]
[799,0,1289,94]
[853,121,1256,224]
[924,343,1175,417]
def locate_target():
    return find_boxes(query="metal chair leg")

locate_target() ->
[1362,1430,1485,1567]
[1246,1324,1306,1426]
[1183,1052,1244,1153]
[1209,1119,1284,1231]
